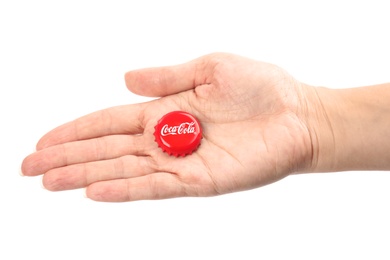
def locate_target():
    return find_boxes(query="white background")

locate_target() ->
[1,0,390,259]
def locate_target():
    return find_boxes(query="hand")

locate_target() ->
[21,53,314,202]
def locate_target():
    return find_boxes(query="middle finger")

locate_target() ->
[22,134,154,176]
[42,155,157,191]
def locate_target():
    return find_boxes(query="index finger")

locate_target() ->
[36,102,148,150]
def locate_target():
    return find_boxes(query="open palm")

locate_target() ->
[22,53,313,202]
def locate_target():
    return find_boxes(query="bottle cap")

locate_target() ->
[154,111,202,157]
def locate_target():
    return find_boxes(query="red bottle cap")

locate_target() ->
[154,111,202,157]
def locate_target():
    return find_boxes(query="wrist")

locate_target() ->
[298,85,338,173]
[303,83,390,173]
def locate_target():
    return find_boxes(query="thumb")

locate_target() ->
[124,54,213,97]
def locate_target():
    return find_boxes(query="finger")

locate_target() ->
[86,173,187,202]
[42,155,156,191]
[22,134,150,176]
[124,53,216,97]
[36,103,147,150]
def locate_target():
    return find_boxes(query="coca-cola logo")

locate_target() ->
[161,122,196,136]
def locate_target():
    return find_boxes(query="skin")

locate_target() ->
[21,53,390,202]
